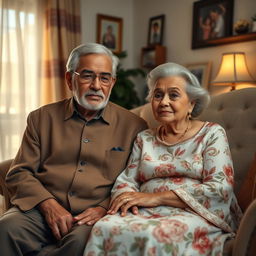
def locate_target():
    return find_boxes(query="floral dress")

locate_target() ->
[84,122,242,256]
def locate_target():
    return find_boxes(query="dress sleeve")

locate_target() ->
[110,133,143,202]
[174,124,236,232]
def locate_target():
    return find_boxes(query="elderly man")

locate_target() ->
[0,43,147,256]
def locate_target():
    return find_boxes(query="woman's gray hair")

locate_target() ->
[146,62,210,117]
[66,43,119,77]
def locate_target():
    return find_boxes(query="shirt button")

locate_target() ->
[83,138,90,143]
[69,191,75,197]
[78,169,83,172]
[80,160,87,166]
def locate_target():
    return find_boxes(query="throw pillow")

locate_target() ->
[237,153,256,212]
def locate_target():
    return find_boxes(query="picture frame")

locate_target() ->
[186,62,212,90]
[192,0,234,49]
[97,14,123,53]
[141,48,156,68]
[141,45,166,69]
[147,15,165,46]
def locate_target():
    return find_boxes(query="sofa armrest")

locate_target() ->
[0,159,13,211]
[232,199,256,256]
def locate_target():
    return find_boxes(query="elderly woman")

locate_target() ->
[84,63,242,255]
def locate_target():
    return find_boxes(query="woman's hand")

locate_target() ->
[108,192,161,216]
[108,191,187,217]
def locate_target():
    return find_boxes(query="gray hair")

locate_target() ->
[66,43,119,77]
[146,62,210,117]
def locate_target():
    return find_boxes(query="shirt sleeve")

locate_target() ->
[6,111,55,211]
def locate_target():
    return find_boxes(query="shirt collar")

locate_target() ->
[100,102,112,124]
[64,97,110,125]
[64,97,76,120]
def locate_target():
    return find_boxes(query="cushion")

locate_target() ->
[237,153,256,212]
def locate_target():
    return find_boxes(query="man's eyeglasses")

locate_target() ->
[72,70,113,86]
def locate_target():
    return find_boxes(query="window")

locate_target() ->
[0,0,41,161]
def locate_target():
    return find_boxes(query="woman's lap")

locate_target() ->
[84,208,228,256]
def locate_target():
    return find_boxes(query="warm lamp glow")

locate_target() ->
[212,52,256,90]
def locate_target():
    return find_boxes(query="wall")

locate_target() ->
[80,0,135,68]
[134,0,256,96]
[80,0,256,101]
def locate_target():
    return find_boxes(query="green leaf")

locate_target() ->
[130,243,138,252]
[110,51,146,109]
[96,244,103,250]
[164,243,173,253]
[114,51,127,59]
[113,242,122,251]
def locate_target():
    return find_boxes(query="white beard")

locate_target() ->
[74,89,111,111]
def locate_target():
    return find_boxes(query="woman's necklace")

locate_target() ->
[158,120,191,146]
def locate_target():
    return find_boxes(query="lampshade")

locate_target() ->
[212,52,256,90]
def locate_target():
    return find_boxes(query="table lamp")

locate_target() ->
[212,52,256,90]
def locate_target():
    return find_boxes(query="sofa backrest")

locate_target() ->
[131,87,256,194]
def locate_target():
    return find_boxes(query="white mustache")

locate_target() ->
[84,90,105,99]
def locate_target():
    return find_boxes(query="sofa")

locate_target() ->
[1,87,256,255]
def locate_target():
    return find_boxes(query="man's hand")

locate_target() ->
[38,198,73,240]
[73,206,107,226]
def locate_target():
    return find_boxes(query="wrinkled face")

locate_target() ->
[151,76,194,124]
[66,53,116,111]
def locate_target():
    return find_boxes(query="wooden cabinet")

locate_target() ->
[141,45,166,69]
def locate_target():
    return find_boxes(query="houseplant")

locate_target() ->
[234,19,250,34]
[110,51,146,109]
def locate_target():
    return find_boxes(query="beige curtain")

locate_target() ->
[41,0,81,105]
[0,0,43,161]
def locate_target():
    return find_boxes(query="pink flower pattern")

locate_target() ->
[153,185,169,193]
[84,122,241,256]
[153,219,188,243]
[103,237,115,252]
[143,153,152,161]
[154,163,176,177]
[172,177,185,185]
[130,223,144,232]
[203,167,216,182]
[192,227,212,254]
[224,164,234,186]
[147,247,157,256]
[116,183,128,189]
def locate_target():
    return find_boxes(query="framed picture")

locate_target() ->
[141,46,166,69]
[192,0,234,49]
[141,47,157,69]
[97,14,123,53]
[147,15,165,46]
[186,62,212,89]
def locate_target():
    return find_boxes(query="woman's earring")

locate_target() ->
[188,112,192,120]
